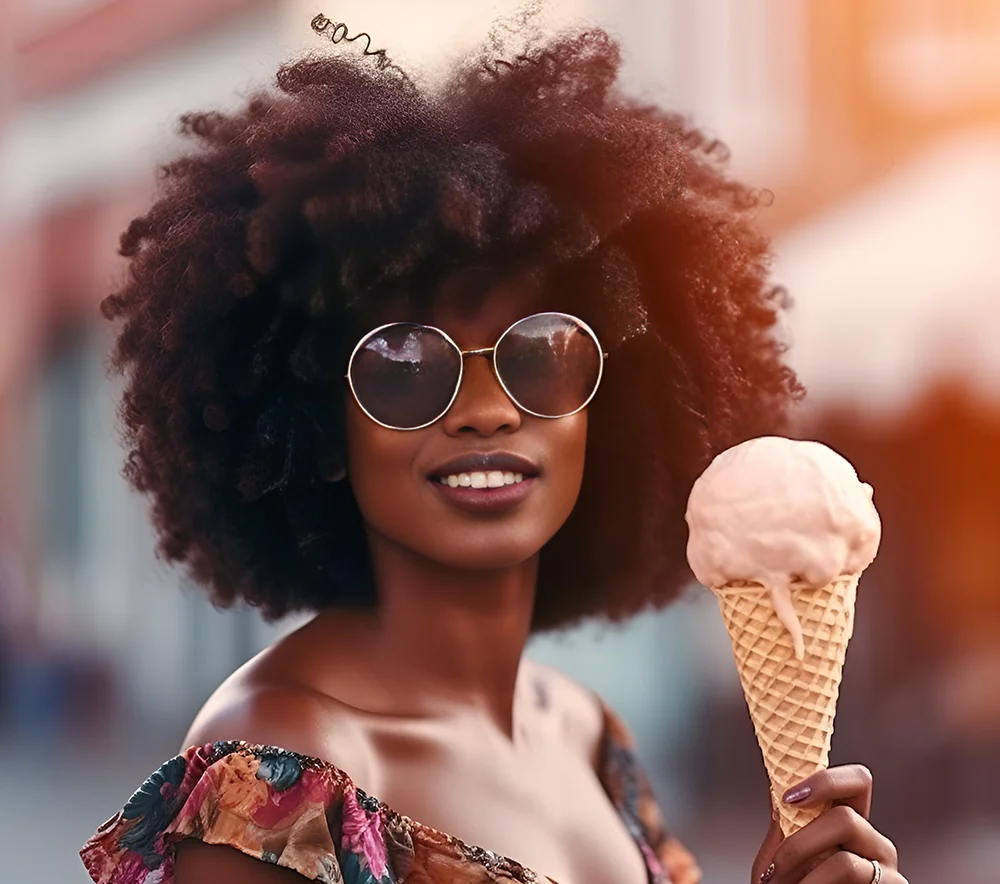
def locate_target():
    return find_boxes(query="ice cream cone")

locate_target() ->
[713,575,859,836]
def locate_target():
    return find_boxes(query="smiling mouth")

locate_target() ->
[429,472,537,514]
[426,451,540,486]
[435,470,526,489]
[426,455,539,513]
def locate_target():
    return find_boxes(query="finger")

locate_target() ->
[782,765,874,819]
[752,806,785,882]
[798,851,909,884]
[796,850,881,883]
[768,806,898,882]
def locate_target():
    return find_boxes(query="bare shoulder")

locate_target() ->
[174,656,378,883]
[182,670,376,787]
[524,658,606,766]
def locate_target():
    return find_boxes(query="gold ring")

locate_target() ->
[870,859,882,883]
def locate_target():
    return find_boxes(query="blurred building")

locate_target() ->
[0,0,299,732]
[777,0,1000,834]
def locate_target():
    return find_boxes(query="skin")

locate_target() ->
[752,766,907,884]
[173,271,906,884]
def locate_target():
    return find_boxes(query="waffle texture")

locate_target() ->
[713,576,859,836]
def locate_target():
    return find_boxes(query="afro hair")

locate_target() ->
[102,14,803,631]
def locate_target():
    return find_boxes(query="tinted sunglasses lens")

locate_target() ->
[495,314,602,417]
[349,324,461,429]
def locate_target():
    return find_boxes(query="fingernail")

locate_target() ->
[783,785,811,803]
[760,862,776,883]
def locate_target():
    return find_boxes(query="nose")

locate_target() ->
[441,353,521,437]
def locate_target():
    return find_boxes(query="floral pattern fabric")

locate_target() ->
[80,698,701,884]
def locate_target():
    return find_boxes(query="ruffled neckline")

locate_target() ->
[81,691,697,884]
[201,692,657,884]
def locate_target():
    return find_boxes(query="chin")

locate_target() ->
[421,532,548,572]
[434,546,542,572]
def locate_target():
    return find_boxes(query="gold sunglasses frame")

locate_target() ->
[345,311,608,431]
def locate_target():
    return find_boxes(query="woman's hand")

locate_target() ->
[750,765,907,884]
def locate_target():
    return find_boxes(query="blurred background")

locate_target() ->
[1,0,999,881]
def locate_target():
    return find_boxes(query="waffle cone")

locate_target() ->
[713,575,859,836]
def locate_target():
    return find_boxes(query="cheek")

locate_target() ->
[343,398,423,529]
[544,411,589,519]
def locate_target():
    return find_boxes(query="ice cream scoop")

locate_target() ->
[685,436,881,660]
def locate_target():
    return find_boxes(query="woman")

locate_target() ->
[80,13,906,884]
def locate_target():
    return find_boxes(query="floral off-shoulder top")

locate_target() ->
[80,697,701,884]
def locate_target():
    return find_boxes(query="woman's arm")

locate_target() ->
[175,840,311,883]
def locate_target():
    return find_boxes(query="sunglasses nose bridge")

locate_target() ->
[458,346,505,400]
[457,347,501,394]
[443,346,519,435]
[460,346,495,359]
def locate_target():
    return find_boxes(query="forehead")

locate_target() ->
[378,266,552,347]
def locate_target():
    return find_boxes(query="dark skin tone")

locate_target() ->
[174,272,906,884]
[752,766,904,884]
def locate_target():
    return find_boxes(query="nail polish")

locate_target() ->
[760,862,776,883]
[783,785,812,803]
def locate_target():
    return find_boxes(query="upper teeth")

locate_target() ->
[439,471,525,488]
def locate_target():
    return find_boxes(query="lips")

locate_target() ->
[427,452,540,480]
[427,452,540,514]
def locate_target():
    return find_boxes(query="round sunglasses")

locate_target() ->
[346,312,607,430]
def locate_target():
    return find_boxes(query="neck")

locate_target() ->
[329,531,540,738]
